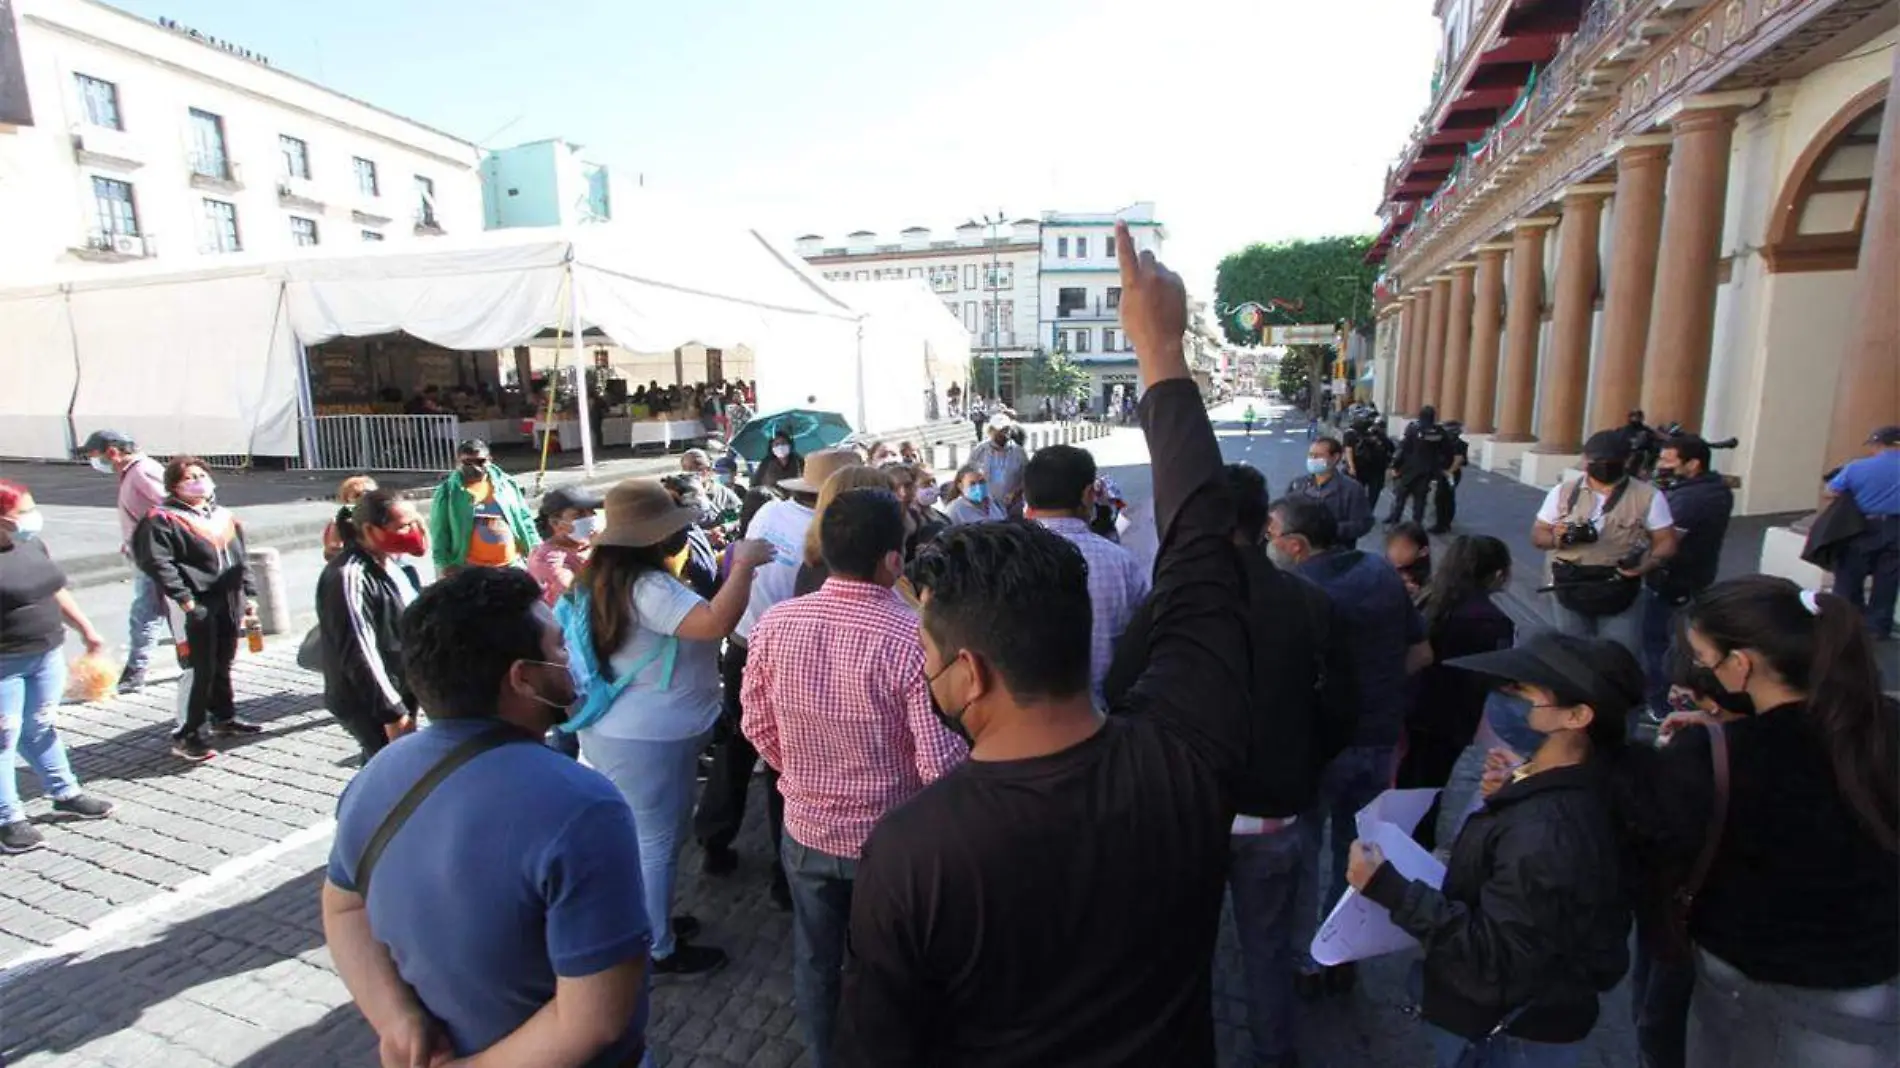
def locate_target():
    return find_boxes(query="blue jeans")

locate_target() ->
[1228,826,1305,1064]
[125,567,168,675]
[782,835,856,1068]
[1295,744,1397,968]
[1640,588,1682,715]
[1548,597,1643,663]
[0,650,83,825]
[1687,946,1899,1068]
[581,730,709,960]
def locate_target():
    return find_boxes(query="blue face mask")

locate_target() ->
[1306,457,1333,476]
[1484,690,1548,757]
[966,483,988,504]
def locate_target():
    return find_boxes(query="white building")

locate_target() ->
[0,0,481,276]
[797,219,1042,403]
[1039,201,1166,411]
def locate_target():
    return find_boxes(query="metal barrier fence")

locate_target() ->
[297,414,460,472]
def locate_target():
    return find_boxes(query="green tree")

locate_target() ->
[1021,351,1090,401]
[1276,345,1335,402]
[1214,234,1379,345]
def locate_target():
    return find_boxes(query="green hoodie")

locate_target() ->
[429,463,540,571]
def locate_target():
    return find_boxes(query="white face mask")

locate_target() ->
[772,444,792,460]
[568,515,602,540]
[6,510,45,540]
[89,456,116,475]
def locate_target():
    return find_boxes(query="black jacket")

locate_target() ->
[1648,472,1733,602]
[1105,547,1358,818]
[1363,763,1630,1043]
[132,499,254,613]
[1412,595,1516,743]
[315,546,421,726]
[1394,421,1453,481]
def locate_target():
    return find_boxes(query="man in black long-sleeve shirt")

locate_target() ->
[834,224,1252,1067]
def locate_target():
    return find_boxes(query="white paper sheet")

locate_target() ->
[1309,788,1447,967]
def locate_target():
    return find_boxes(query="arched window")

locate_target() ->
[1765,81,1888,273]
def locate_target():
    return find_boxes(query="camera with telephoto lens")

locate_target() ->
[1558,520,1599,547]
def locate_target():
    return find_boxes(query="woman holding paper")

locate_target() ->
[1344,632,1640,1068]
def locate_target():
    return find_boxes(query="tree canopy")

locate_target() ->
[1214,235,1380,345]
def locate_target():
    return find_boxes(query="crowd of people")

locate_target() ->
[0,224,1893,1068]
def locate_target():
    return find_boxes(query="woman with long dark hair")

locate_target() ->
[1620,576,1898,1068]
[133,456,261,763]
[571,480,774,976]
[754,429,803,491]
[1397,535,1516,850]
[315,489,425,762]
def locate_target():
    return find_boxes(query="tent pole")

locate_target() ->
[570,265,594,475]
[854,317,868,433]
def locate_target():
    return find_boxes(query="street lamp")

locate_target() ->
[982,210,1005,404]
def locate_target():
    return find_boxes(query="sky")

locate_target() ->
[111,0,1440,298]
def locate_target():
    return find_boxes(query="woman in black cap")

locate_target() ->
[1346,632,1639,1068]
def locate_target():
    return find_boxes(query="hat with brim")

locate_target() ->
[778,448,862,495]
[594,479,699,549]
[1445,633,1636,713]
[79,429,134,455]
[987,413,1015,431]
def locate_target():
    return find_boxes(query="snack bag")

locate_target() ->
[65,652,117,704]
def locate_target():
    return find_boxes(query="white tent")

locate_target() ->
[0,209,864,464]
[818,280,970,433]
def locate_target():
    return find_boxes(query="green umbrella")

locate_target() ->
[728,408,855,463]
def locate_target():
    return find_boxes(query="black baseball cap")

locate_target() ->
[539,485,604,514]
[79,429,135,454]
[1581,429,1626,460]
[1447,632,1644,716]
[1868,425,1900,447]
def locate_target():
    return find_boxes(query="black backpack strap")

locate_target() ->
[354,725,533,897]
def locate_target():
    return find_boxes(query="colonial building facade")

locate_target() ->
[1369,0,1896,523]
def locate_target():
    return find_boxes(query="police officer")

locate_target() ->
[1343,413,1393,513]
[1386,405,1451,527]
[1430,420,1469,534]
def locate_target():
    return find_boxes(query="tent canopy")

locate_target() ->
[0,203,864,460]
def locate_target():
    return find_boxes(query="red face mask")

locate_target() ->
[373,525,429,558]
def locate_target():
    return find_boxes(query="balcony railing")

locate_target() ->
[188,152,237,184]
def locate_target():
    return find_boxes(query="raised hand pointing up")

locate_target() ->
[1114,220,1189,387]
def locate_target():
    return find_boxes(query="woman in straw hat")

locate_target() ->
[573,479,775,976]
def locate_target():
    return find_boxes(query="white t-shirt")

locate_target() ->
[1537,481,1674,531]
[736,498,815,640]
[590,571,721,742]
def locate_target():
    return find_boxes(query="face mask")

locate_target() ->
[993,432,1011,446]
[965,483,988,505]
[925,660,975,745]
[1306,457,1333,476]
[459,461,487,482]
[568,515,602,540]
[1685,653,1756,718]
[518,660,577,717]
[179,476,214,500]
[772,444,791,460]
[6,510,44,540]
[89,456,116,475]
[1586,459,1626,484]
[918,485,940,506]
[1653,466,1679,485]
[1485,690,1551,757]
[374,526,428,558]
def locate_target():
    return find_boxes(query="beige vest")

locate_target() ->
[1549,477,1657,571]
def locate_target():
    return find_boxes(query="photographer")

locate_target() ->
[1532,430,1678,660]
[1640,435,1733,716]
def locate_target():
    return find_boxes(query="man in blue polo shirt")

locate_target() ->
[321,568,651,1068]
[1827,425,1900,640]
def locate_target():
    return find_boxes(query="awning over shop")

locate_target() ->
[0,203,865,461]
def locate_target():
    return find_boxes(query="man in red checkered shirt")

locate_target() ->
[741,487,967,1067]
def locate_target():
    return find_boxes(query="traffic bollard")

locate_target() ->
[247,546,292,636]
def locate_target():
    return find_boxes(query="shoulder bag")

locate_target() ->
[354,725,534,898]
[1667,716,1731,954]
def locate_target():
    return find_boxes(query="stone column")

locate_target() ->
[1533,187,1612,463]
[1421,275,1452,411]
[1495,218,1556,442]
[1823,57,1900,473]
[1463,244,1509,433]
[1592,139,1671,430]
[1439,263,1477,423]
[1406,288,1434,414]
[1641,105,1744,429]
[1395,296,1420,413]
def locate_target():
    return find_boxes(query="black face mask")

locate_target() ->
[924,660,974,745]
[1674,649,1756,718]
[459,461,488,482]
[1654,465,1681,488]
[1586,459,1626,484]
